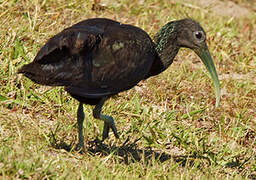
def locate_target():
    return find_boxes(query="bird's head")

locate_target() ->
[176,19,221,107]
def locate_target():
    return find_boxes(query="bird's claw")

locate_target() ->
[102,117,119,141]
[76,143,85,154]
[102,122,110,141]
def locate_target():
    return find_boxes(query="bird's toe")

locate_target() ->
[101,117,119,141]
[102,122,110,141]
[76,143,86,154]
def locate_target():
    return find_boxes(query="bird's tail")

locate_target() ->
[18,62,62,86]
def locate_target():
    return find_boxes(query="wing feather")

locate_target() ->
[18,26,103,86]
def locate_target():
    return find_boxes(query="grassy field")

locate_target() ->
[0,0,255,179]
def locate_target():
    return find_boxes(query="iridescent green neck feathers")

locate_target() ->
[154,21,180,70]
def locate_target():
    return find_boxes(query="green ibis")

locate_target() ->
[18,18,220,152]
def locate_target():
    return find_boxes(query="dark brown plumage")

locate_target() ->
[19,18,220,152]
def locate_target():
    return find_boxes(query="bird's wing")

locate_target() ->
[65,23,156,98]
[18,25,104,86]
[19,21,156,98]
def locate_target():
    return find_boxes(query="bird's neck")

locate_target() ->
[154,22,180,73]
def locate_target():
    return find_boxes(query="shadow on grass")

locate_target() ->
[50,134,212,166]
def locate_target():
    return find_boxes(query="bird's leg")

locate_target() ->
[77,102,85,152]
[93,97,119,141]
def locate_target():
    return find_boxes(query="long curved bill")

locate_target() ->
[195,45,221,108]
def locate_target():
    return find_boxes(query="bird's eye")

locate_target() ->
[193,31,205,42]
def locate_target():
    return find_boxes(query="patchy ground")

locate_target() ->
[176,0,255,17]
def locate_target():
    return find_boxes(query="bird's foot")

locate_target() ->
[101,115,119,141]
[76,142,86,154]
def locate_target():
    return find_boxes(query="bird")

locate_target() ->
[18,18,220,152]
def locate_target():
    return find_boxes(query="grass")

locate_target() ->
[0,0,256,179]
